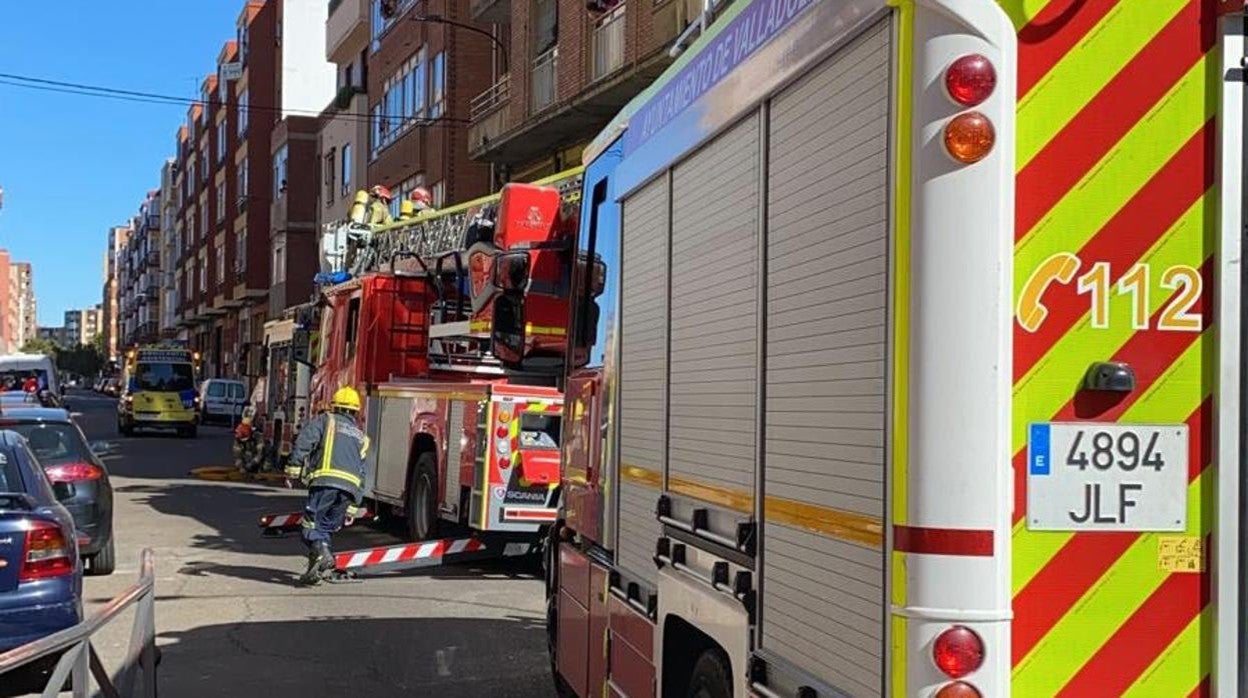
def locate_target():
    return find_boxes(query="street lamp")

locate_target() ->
[410,14,508,75]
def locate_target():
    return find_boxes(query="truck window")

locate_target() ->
[135,363,195,392]
[520,413,561,450]
[317,307,335,365]
[345,297,362,358]
[208,382,226,397]
[572,178,615,369]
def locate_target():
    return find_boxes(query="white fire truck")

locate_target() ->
[544,0,1243,696]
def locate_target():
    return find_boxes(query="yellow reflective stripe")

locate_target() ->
[1015,56,1212,275]
[995,0,1054,30]
[310,417,364,488]
[1121,607,1210,698]
[1011,192,1211,456]
[1016,0,1190,169]
[525,323,567,337]
[1013,329,1210,593]
[890,551,908,698]
[310,470,363,488]
[361,434,370,458]
[1013,473,1209,692]
[320,417,336,474]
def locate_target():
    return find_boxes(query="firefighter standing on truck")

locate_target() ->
[285,387,369,585]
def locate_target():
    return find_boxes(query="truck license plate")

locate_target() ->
[1027,423,1188,532]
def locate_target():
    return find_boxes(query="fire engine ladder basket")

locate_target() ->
[425,250,503,374]
[0,549,158,698]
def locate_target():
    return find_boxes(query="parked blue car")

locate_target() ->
[0,428,82,670]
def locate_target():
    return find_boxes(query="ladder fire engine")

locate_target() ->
[543,0,1244,696]
[261,170,585,571]
[251,303,316,467]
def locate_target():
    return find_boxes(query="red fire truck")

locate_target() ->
[543,0,1243,696]
[301,170,583,548]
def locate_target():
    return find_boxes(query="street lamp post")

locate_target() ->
[410,14,508,75]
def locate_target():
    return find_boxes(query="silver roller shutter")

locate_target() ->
[617,176,670,585]
[760,18,891,697]
[668,113,761,504]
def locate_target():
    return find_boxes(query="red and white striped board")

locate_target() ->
[258,508,373,530]
[331,533,537,575]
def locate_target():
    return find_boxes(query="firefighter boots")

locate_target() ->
[300,541,336,585]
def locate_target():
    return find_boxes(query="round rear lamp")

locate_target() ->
[945,54,996,106]
[944,112,995,164]
[935,681,982,698]
[933,625,985,678]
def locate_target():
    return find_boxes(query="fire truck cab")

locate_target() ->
[309,173,582,541]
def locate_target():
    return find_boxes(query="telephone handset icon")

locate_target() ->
[1017,252,1080,333]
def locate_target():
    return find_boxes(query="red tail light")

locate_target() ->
[935,682,981,698]
[20,520,74,581]
[933,625,985,678]
[945,54,996,106]
[45,463,104,483]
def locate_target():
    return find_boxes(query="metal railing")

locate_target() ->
[591,5,627,81]
[531,48,558,113]
[470,75,510,122]
[0,549,158,698]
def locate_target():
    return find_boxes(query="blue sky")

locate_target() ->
[0,1,243,326]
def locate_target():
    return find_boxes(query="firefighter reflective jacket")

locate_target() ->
[289,412,369,503]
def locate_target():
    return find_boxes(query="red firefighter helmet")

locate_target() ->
[234,422,253,440]
[408,186,433,211]
[370,185,393,202]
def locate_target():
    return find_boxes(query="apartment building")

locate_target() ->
[156,0,335,380]
[121,190,162,348]
[159,159,179,339]
[15,263,35,349]
[63,306,103,347]
[468,0,695,180]
[318,0,372,251]
[362,0,491,209]
[101,224,131,361]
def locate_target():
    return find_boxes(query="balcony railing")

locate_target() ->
[471,76,510,122]
[531,48,558,113]
[591,6,627,82]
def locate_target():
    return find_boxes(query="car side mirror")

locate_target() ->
[52,481,74,501]
[89,441,113,457]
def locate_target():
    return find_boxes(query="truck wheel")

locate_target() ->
[407,453,438,540]
[687,649,733,698]
[86,536,116,576]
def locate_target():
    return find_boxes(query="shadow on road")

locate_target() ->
[155,615,553,697]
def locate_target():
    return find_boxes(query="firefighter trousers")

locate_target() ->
[301,486,353,547]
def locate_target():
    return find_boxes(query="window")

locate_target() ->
[431,52,446,118]
[390,174,424,218]
[216,121,227,162]
[341,143,352,196]
[216,182,226,220]
[273,243,286,283]
[236,230,247,272]
[345,297,361,358]
[199,253,208,293]
[187,161,195,189]
[200,205,208,239]
[239,157,249,200]
[411,48,427,119]
[431,180,445,208]
[216,245,225,284]
[273,144,288,199]
[200,147,208,182]
[238,22,249,64]
[238,89,249,135]
[208,382,226,397]
[370,104,381,157]
[324,148,336,205]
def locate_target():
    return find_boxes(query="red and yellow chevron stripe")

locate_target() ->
[1004,0,1218,694]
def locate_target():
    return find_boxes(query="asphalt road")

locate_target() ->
[65,390,553,697]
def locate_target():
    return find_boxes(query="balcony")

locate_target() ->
[591,6,627,83]
[470,0,511,23]
[326,0,368,63]
[471,76,510,122]
[531,48,558,114]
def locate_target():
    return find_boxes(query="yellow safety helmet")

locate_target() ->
[331,386,362,412]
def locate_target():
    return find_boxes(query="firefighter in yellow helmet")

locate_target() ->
[285,386,370,584]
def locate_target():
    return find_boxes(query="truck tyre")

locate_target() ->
[86,536,116,576]
[407,453,438,540]
[686,649,733,698]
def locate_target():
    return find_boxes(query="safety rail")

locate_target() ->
[0,549,158,698]
[591,5,627,82]
[470,76,510,122]
[531,48,558,112]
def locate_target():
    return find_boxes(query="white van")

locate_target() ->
[197,378,248,425]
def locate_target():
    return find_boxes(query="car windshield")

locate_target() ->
[4,423,92,466]
[134,362,195,392]
[0,445,24,494]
